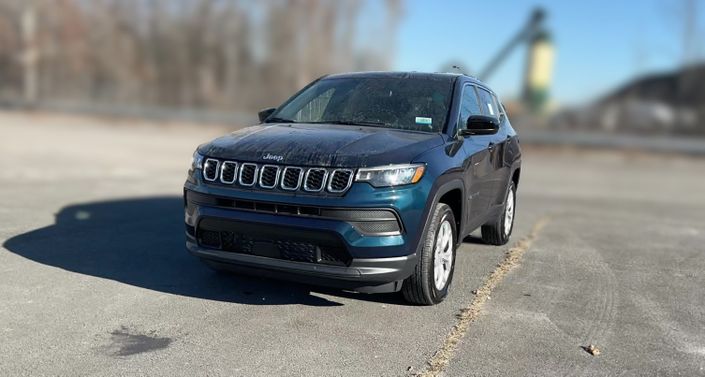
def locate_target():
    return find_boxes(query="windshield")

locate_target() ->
[268,77,454,133]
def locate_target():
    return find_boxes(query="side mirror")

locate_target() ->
[258,107,276,122]
[459,115,500,136]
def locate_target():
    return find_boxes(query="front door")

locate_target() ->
[475,87,510,209]
[458,84,493,226]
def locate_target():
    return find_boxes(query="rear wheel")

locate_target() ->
[402,203,457,305]
[481,181,516,245]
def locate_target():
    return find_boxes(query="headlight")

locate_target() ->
[355,164,425,187]
[191,150,204,170]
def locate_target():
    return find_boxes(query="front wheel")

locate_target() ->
[481,180,516,245]
[402,203,457,305]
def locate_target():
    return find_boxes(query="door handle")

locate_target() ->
[488,142,496,151]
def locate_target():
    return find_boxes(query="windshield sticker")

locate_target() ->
[415,117,432,125]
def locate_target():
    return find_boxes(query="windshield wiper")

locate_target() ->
[311,120,389,128]
[265,117,297,123]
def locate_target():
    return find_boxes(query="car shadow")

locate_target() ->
[3,196,407,307]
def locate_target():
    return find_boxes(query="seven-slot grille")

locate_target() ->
[203,158,220,181]
[220,161,238,184]
[238,163,258,186]
[259,165,280,188]
[201,158,355,194]
[328,169,354,192]
[304,168,327,192]
[281,167,303,190]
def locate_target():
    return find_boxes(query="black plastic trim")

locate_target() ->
[186,190,403,235]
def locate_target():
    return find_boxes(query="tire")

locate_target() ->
[402,203,457,305]
[481,180,516,246]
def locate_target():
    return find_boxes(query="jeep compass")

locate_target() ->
[184,72,521,305]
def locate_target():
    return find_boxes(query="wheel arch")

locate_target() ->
[511,167,521,188]
[428,177,465,242]
[437,188,463,239]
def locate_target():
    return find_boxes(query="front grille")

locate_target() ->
[200,157,356,194]
[281,167,303,190]
[220,161,238,184]
[304,168,327,192]
[276,240,318,263]
[203,158,220,181]
[239,163,257,186]
[199,229,221,247]
[259,165,280,189]
[328,169,353,192]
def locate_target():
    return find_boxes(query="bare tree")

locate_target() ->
[0,0,404,113]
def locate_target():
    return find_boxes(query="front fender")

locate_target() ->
[411,171,466,255]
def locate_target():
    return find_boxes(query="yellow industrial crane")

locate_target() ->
[479,8,555,114]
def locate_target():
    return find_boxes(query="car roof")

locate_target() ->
[323,71,487,87]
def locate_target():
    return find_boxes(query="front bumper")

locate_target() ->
[184,177,429,292]
[187,240,416,293]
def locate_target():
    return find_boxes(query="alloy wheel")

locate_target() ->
[433,220,454,291]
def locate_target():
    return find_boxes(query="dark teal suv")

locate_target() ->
[184,72,521,305]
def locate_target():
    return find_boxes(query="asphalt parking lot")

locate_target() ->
[1,112,704,376]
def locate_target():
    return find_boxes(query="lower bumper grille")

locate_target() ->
[186,191,402,236]
[197,218,351,266]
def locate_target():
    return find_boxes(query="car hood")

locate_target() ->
[199,123,444,167]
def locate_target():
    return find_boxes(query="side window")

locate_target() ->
[476,87,498,119]
[458,85,482,129]
[294,88,334,122]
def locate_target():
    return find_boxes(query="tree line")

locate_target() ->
[0,0,402,113]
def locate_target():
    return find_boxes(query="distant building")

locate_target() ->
[552,64,705,136]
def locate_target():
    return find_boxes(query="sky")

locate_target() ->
[389,0,702,105]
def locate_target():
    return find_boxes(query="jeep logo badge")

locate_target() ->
[262,153,284,162]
